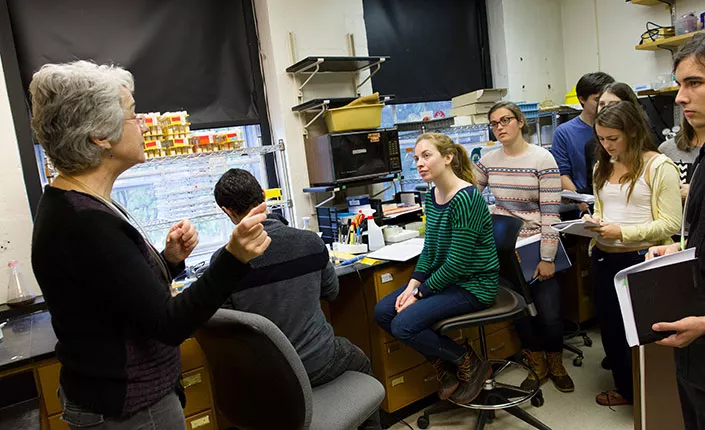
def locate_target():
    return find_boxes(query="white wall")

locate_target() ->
[488,0,567,104]
[0,56,40,304]
[561,0,704,92]
[253,0,372,226]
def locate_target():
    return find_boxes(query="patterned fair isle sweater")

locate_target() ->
[474,144,561,260]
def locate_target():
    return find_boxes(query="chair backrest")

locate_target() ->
[195,309,312,430]
[491,214,537,315]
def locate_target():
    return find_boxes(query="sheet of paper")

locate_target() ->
[551,219,600,238]
[561,190,595,204]
[366,238,425,261]
[614,248,696,347]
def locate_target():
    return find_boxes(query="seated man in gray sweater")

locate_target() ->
[212,169,381,430]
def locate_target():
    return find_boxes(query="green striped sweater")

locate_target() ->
[412,186,499,305]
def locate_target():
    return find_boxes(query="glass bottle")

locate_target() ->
[6,261,36,307]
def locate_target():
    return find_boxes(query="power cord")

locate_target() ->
[639,21,674,45]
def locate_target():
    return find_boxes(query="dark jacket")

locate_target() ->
[212,215,339,376]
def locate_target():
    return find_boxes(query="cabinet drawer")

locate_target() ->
[38,362,62,417]
[182,368,212,417]
[383,362,438,412]
[472,326,521,360]
[374,264,415,301]
[181,338,206,373]
[48,414,69,430]
[186,408,216,430]
[382,340,426,377]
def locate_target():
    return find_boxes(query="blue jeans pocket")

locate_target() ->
[59,388,105,428]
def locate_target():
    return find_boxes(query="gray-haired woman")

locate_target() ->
[30,61,271,429]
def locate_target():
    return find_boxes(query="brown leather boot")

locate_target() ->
[430,359,459,400]
[546,352,574,392]
[449,346,492,404]
[520,350,548,391]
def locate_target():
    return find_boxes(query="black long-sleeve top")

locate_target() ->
[31,186,250,417]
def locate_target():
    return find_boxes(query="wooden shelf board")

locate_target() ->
[636,30,705,51]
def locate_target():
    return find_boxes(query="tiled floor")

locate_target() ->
[389,329,634,430]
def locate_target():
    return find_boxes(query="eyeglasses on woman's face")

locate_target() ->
[489,116,516,129]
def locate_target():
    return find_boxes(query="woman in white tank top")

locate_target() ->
[584,101,682,407]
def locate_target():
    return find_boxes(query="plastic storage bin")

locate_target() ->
[517,102,539,120]
[324,104,383,132]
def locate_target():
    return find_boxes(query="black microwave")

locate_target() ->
[305,128,401,186]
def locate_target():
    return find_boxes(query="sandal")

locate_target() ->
[596,390,631,409]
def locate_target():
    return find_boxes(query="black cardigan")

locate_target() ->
[31,186,250,417]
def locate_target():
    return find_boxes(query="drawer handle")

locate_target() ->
[181,373,202,389]
[423,374,436,383]
[190,415,211,428]
[489,343,506,353]
[387,344,401,354]
[380,273,394,283]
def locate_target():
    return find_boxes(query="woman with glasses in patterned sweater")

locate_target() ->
[474,101,575,394]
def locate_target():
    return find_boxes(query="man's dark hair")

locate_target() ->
[576,72,615,103]
[214,168,264,216]
[674,33,705,72]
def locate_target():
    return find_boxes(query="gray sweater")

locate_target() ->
[212,215,339,376]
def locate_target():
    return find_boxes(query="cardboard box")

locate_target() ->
[450,102,496,117]
[452,88,507,107]
[452,115,490,126]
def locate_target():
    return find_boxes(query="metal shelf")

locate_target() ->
[286,56,390,73]
[291,95,394,113]
[303,174,400,193]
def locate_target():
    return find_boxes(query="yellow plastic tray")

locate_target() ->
[324,103,383,132]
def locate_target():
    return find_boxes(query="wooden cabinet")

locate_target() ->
[48,413,69,430]
[36,338,215,429]
[37,361,62,417]
[186,408,216,430]
[382,362,439,412]
[344,261,523,413]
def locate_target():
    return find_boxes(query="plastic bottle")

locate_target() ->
[6,261,36,308]
[366,215,385,251]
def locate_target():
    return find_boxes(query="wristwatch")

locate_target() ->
[412,287,423,299]
[541,256,555,263]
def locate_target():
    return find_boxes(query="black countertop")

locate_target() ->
[0,311,57,372]
[0,259,406,373]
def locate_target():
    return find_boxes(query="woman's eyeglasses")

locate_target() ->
[489,116,516,129]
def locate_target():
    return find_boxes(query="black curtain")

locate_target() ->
[363,0,491,104]
[8,0,259,127]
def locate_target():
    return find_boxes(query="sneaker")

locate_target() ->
[430,359,459,400]
[546,352,575,392]
[520,350,548,391]
[596,390,631,407]
[449,347,492,404]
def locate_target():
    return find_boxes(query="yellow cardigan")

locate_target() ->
[592,154,682,246]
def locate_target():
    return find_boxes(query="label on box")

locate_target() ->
[380,273,393,283]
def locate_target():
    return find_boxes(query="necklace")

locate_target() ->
[56,174,172,283]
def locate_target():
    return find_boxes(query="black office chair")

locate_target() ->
[417,214,551,430]
[196,309,385,430]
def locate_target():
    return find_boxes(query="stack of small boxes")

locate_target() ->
[140,110,244,158]
[450,88,508,125]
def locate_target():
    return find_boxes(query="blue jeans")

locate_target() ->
[374,284,488,362]
[59,390,186,429]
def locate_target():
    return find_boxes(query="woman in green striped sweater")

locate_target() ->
[374,133,500,405]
